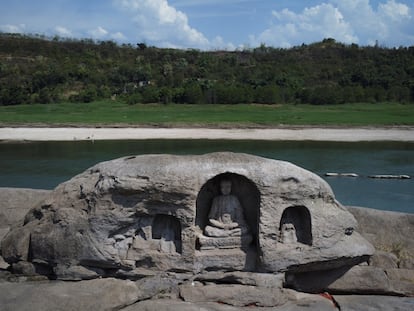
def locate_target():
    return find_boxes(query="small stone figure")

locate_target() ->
[279,223,298,244]
[199,179,252,250]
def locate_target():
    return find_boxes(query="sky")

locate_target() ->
[0,0,413,50]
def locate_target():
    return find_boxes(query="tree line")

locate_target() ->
[0,34,413,106]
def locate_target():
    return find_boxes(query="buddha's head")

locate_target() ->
[220,179,232,195]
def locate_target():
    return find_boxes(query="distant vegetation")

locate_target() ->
[1,101,413,126]
[0,33,414,106]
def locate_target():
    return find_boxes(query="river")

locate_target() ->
[0,140,413,213]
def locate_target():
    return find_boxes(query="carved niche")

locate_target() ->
[195,173,260,251]
[279,206,312,246]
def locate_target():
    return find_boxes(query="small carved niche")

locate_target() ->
[151,214,182,254]
[279,206,312,246]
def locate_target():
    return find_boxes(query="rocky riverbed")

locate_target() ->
[0,154,413,310]
[1,199,413,311]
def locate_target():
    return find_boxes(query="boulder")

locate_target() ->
[11,261,37,276]
[0,278,140,311]
[122,300,220,311]
[0,188,50,267]
[123,291,336,311]
[286,264,414,296]
[53,264,103,281]
[369,250,398,269]
[134,274,182,300]
[286,265,394,295]
[334,295,414,311]
[1,153,373,279]
[125,299,337,311]
[347,206,414,269]
[179,284,287,307]
[385,268,414,296]
[194,271,284,288]
[0,188,51,228]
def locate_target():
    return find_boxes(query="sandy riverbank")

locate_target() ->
[0,127,414,142]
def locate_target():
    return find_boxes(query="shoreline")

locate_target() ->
[1,126,414,142]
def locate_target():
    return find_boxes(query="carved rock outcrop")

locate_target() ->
[1,153,374,279]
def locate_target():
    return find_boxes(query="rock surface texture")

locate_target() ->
[1,153,373,279]
[347,206,414,269]
[0,188,51,270]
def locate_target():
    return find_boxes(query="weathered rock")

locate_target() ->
[1,225,32,262]
[286,265,397,295]
[194,271,284,288]
[0,228,9,246]
[0,188,51,267]
[334,295,414,311]
[325,266,393,295]
[0,188,51,228]
[370,250,399,269]
[386,268,414,296]
[347,206,414,269]
[124,296,336,311]
[179,283,288,307]
[11,261,37,276]
[122,299,225,311]
[53,264,103,281]
[400,257,414,270]
[0,278,140,311]
[2,153,373,279]
[345,207,414,296]
[134,274,182,300]
[0,256,9,270]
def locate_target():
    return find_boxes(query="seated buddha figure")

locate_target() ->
[198,179,252,250]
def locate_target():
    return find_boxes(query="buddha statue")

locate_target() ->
[279,223,298,244]
[198,179,252,250]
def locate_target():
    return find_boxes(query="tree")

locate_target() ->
[183,82,203,104]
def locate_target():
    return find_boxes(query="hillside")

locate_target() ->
[0,34,413,106]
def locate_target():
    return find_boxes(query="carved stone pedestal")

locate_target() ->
[198,234,253,250]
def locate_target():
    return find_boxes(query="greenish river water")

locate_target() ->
[0,140,413,213]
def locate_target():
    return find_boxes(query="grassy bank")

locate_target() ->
[0,101,413,127]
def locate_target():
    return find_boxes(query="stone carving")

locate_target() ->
[279,223,298,244]
[198,179,252,250]
[1,153,375,280]
[122,215,182,260]
[152,215,182,254]
[279,206,313,246]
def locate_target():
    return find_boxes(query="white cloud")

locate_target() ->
[55,26,72,37]
[252,3,356,48]
[110,31,127,41]
[88,26,109,39]
[211,36,236,51]
[379,0,411,21]
[334,0,413,46]
[113,0,210,48]
[87,27,128,42]
[252,0,414,48]
[0,24,26,33]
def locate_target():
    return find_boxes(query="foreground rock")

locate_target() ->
[347,206,414,269]
[284,207,414,297]
[0,278,140,311]
[334,295,414,311]
[1,153,373,280]
[0,276,413,311]
[0,187,50,233]
[0,188,51,269]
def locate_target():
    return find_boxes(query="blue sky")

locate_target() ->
[1,0,413,49]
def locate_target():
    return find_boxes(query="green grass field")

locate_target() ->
[0,101,413,126]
